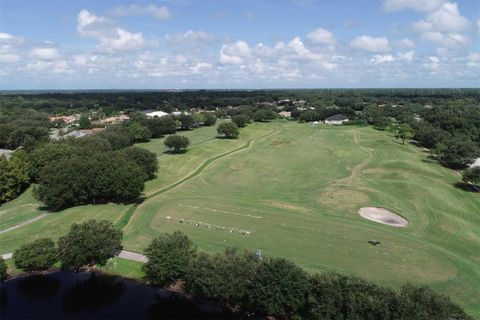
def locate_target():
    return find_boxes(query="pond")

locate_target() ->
[0,271,235,319]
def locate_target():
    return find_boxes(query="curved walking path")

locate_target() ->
[0,213,49,235]
[2,250,147,263]
[122,128,280,230]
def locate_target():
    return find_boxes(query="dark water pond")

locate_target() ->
[0,271,235,319]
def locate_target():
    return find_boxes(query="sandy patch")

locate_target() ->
[264,200,309,213]
[358,207,408,227]
[319,190,370,210]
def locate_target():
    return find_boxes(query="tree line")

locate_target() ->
[1,225,471,319]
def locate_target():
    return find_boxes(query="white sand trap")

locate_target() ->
[358,207,408,227]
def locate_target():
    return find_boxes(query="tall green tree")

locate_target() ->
[185,248,260,306]
[122,147,158,180]
[57,220,122,271]
[0,150,31,204]
[13,238,57,272]
[217,122,239,139]
[247,258,309,318]
[164,135,190,153]
[203,113,217,126]
[79,114,91,129]
[0,257,7,281]
[395,123,414,144]
[178,114,194,130]
[434,138,478,169]
[231,114,249,128]
[143,231,196,287]
[463,167,480,186]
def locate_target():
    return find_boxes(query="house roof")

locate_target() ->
[146,111,169,118]
[325,114,349,121]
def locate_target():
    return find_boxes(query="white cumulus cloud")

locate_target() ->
[383,0,446,12]
[30,47,60,60]
[307,28,336,47]
[350,36,390,52]
[412,2,470,48]
[111,4,171,20]
[77,9,145,52]
[395,38,415,48]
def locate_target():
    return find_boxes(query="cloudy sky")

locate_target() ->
[0,0,479,89]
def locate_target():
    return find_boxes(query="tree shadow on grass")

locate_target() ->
[453,182,479,193]
[163,149,189,155]
[215,135,238,140]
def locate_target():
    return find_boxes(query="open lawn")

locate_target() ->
[0,121,478,316]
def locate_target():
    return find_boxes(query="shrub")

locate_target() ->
[57,220,122,271]
[231,114,249,128]
[247,258,309,318]
[0,257,7,281]
[13,238,57,272]
[143,231,196,286]
[164,135,191,153]
[217,122,239,139]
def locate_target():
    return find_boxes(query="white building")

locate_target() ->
[146,111,169,119]
[324,114,349,125]
[470,158,480,168]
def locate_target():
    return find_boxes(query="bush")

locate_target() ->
[0,257,7,281]
[247,258,309,318]
[203,113,217,126]
[184,248,260,306]
[143,231,196,286]
[306,273,393,320]
[57,220,123,271]
[34,152,145,210]
[147,116,177,138]
[462,167,480,186]
[217,122,239,139]
[231,114,249,128]
[164,135,190,153]
[13,238,57,272]
[178,115,194,130]
[0,150,31,204]
[253,110,276,122]
[122,147,158,180]
[434,138,478,169]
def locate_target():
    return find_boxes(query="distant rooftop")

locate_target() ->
[325,114,349,121]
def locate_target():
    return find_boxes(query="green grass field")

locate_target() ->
[1,121,479,316]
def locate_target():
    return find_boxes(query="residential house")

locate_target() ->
[325,114,349,125]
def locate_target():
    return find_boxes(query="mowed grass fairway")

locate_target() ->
[0,121,479,316]
[124,121,480,316]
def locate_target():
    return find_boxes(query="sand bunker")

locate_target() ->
[358,207,408,227]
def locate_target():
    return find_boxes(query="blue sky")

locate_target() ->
[0,0,479,89]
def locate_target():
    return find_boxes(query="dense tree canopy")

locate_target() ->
[13,238,57,272]
[164,135,190,153]
[247,257,310,318]
[203,113,217,126]
[434,138,478,169]
[57,220,122,271]
[146,116,177,138]
[143,231,196,286]
[0,257,8,281]
[0,109,50,150]
[178,114,195,130]
[231,114,249,128]
[185,248,260,307]
[217,122,239,139]
[463,167,480,186]
[0,150,31,204]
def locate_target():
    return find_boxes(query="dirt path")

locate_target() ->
[0,213,49,235]
[117,250,148,263]
[320,132,375,203]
